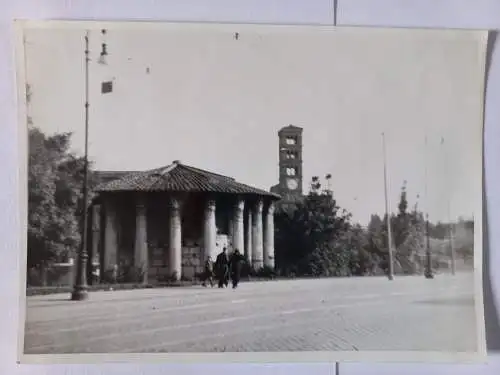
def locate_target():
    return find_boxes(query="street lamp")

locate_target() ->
[98,30,108,65]
[424,213,433,279]
[98,43,108,65]
[382,132,395,281]
[424,135,434,279]
[71,30,108,301]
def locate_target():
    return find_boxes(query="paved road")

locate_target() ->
[24,272,478,354]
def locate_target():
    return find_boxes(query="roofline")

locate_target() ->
[93,162,281,200]
[93,170,142,178]
[95,162,239,182]
[278,124,303,134]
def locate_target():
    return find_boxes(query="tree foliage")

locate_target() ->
[387,182,423,274]
[275,175,352,277]
[28,125,96,268]
[274,177,469,278]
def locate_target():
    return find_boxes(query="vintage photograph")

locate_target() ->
[17,21,487,363]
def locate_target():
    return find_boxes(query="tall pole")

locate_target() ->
[71,31,90,300]
[382,132,394,281]
[424,135,434,279]
[333,0,338,26]
[447,199,456,275]
[442,137,456,275]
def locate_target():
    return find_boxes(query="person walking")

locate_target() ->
[229,248,244,289]
[215,247,229,288]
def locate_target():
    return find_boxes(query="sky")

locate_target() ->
[23,23,485,225]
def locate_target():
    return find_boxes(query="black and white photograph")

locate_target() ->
[16,21,487,363]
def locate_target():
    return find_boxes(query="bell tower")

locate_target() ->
[270,124,303,200]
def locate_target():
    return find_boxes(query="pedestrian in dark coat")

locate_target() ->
[229,248,244,289]
[215,248,229,288]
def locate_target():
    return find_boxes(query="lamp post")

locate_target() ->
[424,213,433,279]
[424,135,434,279]
[448,208,456,276]
[382,132,394,281]
[71,30,108,301]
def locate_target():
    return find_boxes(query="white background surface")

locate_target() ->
[1,0,499,374]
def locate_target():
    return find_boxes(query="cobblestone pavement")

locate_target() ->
[23,272,478,354]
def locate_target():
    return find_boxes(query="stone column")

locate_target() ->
[103,199,118,273]
[134,194,148,284]
[251,199,264,269]
[263,201,275,269]
[233,198,245,254]
[245,207,252,265]
[89,204,100,284]
[169,197,182,281]
[91,205,100,264]
[203,198,217,260]
[228,216,234,255]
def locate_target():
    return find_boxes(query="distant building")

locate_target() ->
[87,161,280,284]
[270,124,304,208]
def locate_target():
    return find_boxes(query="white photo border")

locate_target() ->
[13,19,489,365]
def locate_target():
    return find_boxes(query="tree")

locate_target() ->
[364,214,386,274]
[362,184,426,276]
[391,182,411,273]
[275,175,352,277]
[27,125,96,271]
[453,218,474,261]
[275,177,434,278]
[397,196,425,274]
[347,223,374,276]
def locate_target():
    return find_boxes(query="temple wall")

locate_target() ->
[115,195,135,267]
[146,195,171,282]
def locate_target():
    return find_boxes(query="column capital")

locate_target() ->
[233,198,245,213]
[169,196,182,211]
[266,201,275,215]
[205,198,216,212]
[254,199,264,213]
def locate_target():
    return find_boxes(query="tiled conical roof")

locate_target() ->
[95,161,281,199]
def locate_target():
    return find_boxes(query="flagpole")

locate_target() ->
[382,132,394,281]
[72,30,91,300]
